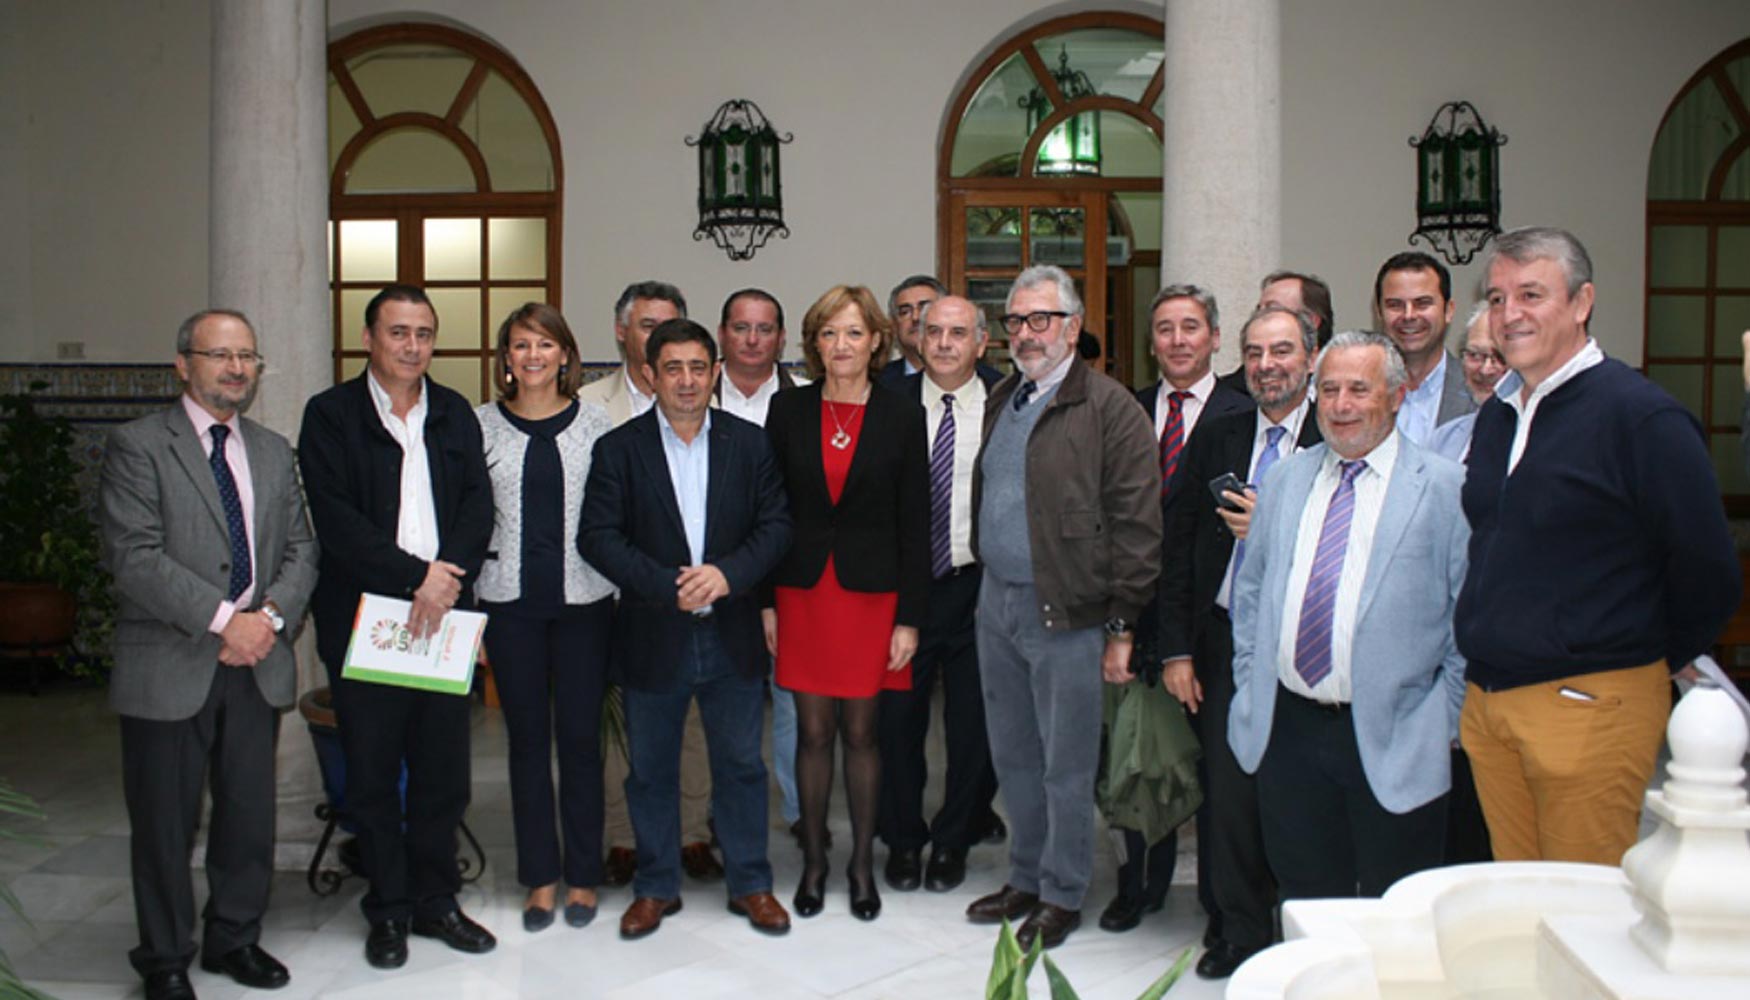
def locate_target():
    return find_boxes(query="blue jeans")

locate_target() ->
[770,678,799,823]
[624,622,772,899]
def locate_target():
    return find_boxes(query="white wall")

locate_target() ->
[1281,0,1750,364]
[4,1,1749,368]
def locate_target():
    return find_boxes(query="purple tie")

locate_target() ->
[1292,459,1368,689]
[1229,425,1288,585]
[929,393,956,578]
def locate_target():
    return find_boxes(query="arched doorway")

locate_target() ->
[938,12,1164,386]
[326,23,563,401]
[1644,37,1750,511]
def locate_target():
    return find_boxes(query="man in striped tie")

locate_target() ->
[877,295,1006,894]
[1227,330,1469,905]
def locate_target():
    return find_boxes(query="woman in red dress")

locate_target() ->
[763,285,930,922]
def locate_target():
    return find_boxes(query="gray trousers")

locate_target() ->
[975,576,1105,910]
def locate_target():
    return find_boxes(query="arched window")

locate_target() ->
[939,12,1163,386]
[1644,38,1750,510]
[327,23,563,401]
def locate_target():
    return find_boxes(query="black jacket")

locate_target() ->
[298,374,494,676]
[764,381,931,628]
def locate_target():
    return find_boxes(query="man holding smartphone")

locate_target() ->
[1157,303,1321,979]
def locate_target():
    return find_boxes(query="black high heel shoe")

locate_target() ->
[847,865,881,921]
[794,867,826,918]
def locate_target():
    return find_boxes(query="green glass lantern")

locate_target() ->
[1020,47,1101,177]
[1409,101,1507,265]
[687,100,792,260]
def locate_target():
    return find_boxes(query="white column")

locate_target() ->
[208,0,331,865]
[1161,0,1280,373]
[210,0,328,442]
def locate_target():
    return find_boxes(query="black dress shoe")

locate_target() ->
[1015,903,1080,950]
[848,867,882,921]
[883,847,922,891]
[793,867,826,918]
[923,847,967,892]
[365,919,409,969]
[1195,940,1259,980]
[143,969,196,1000]
[200,943,289,989]
[976,815,1008,845]
[411,910,497,954]
[1202,917,1223,950]
[1099,893,1147,932]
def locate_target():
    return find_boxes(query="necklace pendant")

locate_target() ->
[830,428,852,450]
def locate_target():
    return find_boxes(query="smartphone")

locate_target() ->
[1209,472,1248,511]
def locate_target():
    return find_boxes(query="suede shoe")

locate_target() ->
[923,846,967,892]
[1196,940,1260,980]
[883,847,922,891]
[680,842,724,881]
[143,970,196,1000]
[564,900,597,928]
[965,884,1039,924]
[728,892,791,935]
[411,910,497,954]
[365,918,409,969]
[1015,903,1080,951]
[200,943,289,989]
[602,847,637,887]
[619,896,682,939]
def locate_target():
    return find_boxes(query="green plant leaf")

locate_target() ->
[986,919,1022,998]
[1135,946,1196,1000]
[1043,953,1082,1000]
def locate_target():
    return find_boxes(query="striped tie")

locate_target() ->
[1229,425,1288,585]
[929,393,956,578]
[1159,390,1189,497]
[1292,459,1368,689]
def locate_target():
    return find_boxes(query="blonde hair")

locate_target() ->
[799,285,892,381]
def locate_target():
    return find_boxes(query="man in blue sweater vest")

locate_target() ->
[1454,226,1739,866]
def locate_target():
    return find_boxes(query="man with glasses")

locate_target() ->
[100,310,318,1000]
[877,275,944,388]
[964,265,1160,951]
[1458,303,1506,403]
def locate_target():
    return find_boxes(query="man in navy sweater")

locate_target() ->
[1454,226,1739,866]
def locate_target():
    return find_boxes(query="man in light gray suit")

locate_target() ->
[99,309,318,1000]
[1229,330,1467,901]
[1373,251,1477,448]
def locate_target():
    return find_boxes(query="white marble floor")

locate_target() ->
[0,684,1226,1000]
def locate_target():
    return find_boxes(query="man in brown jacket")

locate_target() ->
[963,264,1162,951]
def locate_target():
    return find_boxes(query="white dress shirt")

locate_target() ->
[623,368,655,419]
[1500,337,1604,474]
[717,368,808,427]
[1153,370,1218,442]
[922,373,988,571]
[1274,432,1400,704]
[1396,352,1447,447]
[1216,395,1312,610]
[366,370,440,562]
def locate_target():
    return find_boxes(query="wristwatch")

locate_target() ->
[260,603,286,634]
[1103,617,1134,640]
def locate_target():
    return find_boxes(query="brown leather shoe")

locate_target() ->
[727,892,791,936]
[965,884,1040,925]
[603,847,637,888]
[1015,903,1081,951]
[680,842,725,881]
[619,896,681,939]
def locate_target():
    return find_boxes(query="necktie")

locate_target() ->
[1229,425,1289,583]
[1159,390,1190,497]
[209,424,252,601]
[929,393,956,578]
[1013,379,1037,412]
[1292,459,1368,689]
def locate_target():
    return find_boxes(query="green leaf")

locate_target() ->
[986,919,1022,998]
[1043,953,1081,1000]
[1135,946,1196,1000]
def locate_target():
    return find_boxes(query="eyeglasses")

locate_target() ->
[183,349,264,367]
[1000,310,1071,334]
[1460,348,1505,367]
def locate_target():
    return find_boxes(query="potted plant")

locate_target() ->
[0,383,113,685]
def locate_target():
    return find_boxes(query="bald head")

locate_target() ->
[920,295,988,390]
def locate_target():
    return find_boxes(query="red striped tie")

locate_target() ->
[1159,390,1189,497]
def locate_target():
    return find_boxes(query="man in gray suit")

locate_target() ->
[1373,251,1477,447]
[1229,330,1467,901]
[99,309,318,1000]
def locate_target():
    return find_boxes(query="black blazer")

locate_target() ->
[1134,379,1256,509]
[298,374,494,676]
[1156,400,1321,672]
[578,409,792,691]
[765,381,931,628]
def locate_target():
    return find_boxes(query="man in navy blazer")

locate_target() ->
[1230,330,1468,902]
[579,318,794,940]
